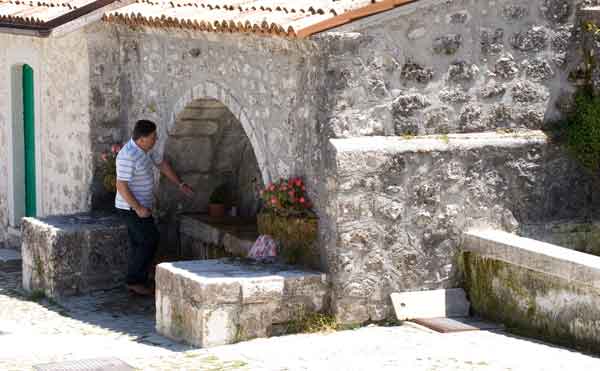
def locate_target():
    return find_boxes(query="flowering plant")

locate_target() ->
[260,177,313,217]
[99,144,122,193]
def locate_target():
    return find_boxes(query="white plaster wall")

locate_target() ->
[0,29,94,245]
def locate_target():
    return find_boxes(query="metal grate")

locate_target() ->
[33,357,135,371]
[411,317,503,333]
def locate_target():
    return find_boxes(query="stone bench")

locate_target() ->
[22,213,128,299]
[155,258,329,347]
[179,214,258,259]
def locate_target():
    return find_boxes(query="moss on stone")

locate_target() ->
[461,251,600,354]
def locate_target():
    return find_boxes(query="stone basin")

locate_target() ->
[155,258,329,347]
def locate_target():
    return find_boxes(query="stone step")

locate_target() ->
[0,248,22,273]
[391,288,470,321]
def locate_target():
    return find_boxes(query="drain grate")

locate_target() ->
[33,357,135,371]
[411,317,503,333]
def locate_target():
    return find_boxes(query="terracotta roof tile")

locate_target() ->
[0,0,116,31]
[103,0,417,38]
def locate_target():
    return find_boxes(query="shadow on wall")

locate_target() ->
[155,98,264,259]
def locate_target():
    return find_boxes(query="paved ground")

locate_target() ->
[1,255,600,371]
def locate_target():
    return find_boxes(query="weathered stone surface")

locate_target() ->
[433,34,463,55]
[502,5,528,20]
[479,81,506,99]
[439,88,471,104]
[155,259,328,347]
[481,28,504,55]
[494,55,519,80]
[541,0,572,23]
[21,213,128,299]
[510,27,548,51]
[447,61,479,83]
[523,58,554,81]
[400,62,434,83]
[511,81,549,103]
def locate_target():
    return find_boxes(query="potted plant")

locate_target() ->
[257,177,318,266]
[99,143,122,195]
[208,183,228,218]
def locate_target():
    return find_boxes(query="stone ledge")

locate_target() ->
[155,259,329,348]
[330,131,548,155]
[463,229,600,289]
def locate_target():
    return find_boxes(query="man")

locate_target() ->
[115,120,193,296]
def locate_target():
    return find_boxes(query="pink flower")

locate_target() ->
[288,191,294,197]
[111,144,122,154]
[299,197,305,204]
[101,153,108,161]
[271,197,278,205]
[295,178,302,186]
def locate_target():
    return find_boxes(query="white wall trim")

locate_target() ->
[5,43,45,224]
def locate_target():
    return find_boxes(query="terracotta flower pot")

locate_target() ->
[208,203,226,218]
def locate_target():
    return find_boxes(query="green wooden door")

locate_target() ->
[23,64,36,217]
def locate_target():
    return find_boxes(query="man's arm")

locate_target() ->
[116,180,151,217]
[158,161,193,197]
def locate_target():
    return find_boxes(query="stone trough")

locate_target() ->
[155,258,329,347]
[179,214,258,259]
[21,213,128,299]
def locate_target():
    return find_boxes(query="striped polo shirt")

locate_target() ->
[115,139,162,210]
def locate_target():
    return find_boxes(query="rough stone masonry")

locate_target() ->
[3,0,600,324]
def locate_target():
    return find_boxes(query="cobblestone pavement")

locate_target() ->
[2,266,600,371]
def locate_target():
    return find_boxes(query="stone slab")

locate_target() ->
[155,258,328,348]
[391,288,470,320]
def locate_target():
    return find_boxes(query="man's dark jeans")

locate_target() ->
[118,209,159,285]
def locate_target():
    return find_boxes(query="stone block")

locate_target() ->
[21,213,128,299]
[155,259,329,347]
[391,288,470,320]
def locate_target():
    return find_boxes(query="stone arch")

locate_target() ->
[160,80,271,184]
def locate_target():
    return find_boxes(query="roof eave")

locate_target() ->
[0,0,117,37]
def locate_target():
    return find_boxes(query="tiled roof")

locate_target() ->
[0,0,115,31]
[103,0,416,38]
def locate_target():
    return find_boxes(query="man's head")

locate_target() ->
[133,120,157,152]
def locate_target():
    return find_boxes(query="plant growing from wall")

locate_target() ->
[565,89,600,172]
[563,21,600,173]
[99,144,122,193]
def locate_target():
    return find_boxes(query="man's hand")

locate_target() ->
[179,183,194,197]
[135,206,152,218]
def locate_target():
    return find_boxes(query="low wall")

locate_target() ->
[462,229,600,353]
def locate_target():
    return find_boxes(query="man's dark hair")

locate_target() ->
[133,120,157,140]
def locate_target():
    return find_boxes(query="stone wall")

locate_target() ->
[325,133,600,323]
[316,0,583,138]
[310,0,600,323]
[0,30,94,246]
[86,22,321,184]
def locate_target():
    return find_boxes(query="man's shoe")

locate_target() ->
[127,283,154,297]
